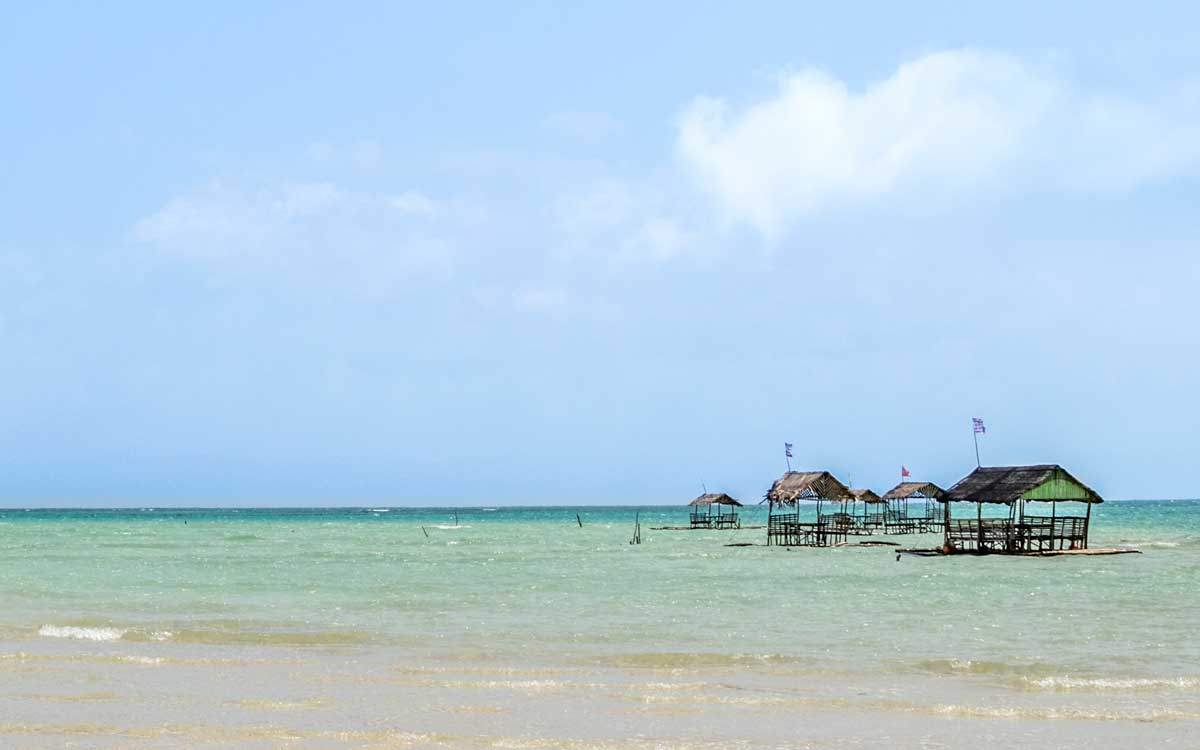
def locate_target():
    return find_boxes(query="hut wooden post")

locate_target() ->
[976,501,983,550]
[1084,502,1092,549]
[943,500,951,549]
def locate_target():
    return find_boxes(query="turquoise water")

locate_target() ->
[1,501,1198,748]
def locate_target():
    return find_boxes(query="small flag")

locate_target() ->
[784,442,793,458]
[901,466,911,478]
[972,417,986,434]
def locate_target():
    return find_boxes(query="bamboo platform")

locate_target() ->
[651,524,766,531]
[838,540,900,547]
[720,540,899,549]
[898,547,1141,557]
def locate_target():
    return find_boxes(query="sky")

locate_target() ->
[2,1,1199,504]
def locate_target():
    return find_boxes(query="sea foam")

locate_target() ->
[38,625,127,642]
[1023,675,1200,691]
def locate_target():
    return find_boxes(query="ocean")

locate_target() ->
[1,501,1197,748]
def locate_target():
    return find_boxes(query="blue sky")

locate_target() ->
[2,2,1198,503]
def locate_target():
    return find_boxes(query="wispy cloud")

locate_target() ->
[677,49,1200,236]
[388,190,439,217]
[542,111,624,140]
[551,178,702,265]
[131,179,452,294]
[512,284,569,315]
[303,140,385,169]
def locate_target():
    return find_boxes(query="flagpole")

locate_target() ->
[973,428,981,467]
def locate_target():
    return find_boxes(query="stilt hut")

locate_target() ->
[688,493,743,529]
[939,465,1102,553]
[764,471,854,547]
[845,488,882,533]
[880,481,946,533]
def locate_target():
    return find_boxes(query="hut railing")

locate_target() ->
[828,511,868,535]
[767,514,847,547]
[713,508,740,529]
[885,517,921,535]
[1019,515,1087,552]
[767,512,798,546]
[863,508,887,529]
[946,518,1016,552]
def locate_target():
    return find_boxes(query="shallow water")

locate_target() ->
[1,502,1197,748]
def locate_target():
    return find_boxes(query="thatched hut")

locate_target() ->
[880,481,946,533]
[688,493,743,529]
[764,471,854,546]
[939,465,1102,553]
[843,487,882,533]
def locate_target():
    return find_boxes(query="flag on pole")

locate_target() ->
[784,442,793,458]
[901,466,910,478]
[972,417,986,434]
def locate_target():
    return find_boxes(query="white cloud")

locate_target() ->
[677,49,1200,236]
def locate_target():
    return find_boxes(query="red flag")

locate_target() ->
[901,466,911,477]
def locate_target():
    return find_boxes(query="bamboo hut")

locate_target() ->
[844,487,881,533]
[764,471,854,547]
[938,465,1102,553]
[688,493,743,529]
[880,481,946,533]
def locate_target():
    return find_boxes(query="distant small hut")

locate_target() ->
[880,481,946,534]
[842,488,882,534]
[764,471,854,547]
[939,465,1102,553]
[688,493,743,529]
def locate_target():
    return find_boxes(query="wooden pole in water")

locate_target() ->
[421,526,429,538]
[576,513,582,528]
[1050,500,1057,551]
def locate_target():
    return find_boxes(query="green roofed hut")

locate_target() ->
[939,465,1102,553]
[880,481,946,534]
[688,493,743,529]
[764,471,854,547]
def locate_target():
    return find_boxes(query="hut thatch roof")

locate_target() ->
[882,481,945,502]
[689,492,743,507]
[849,487,882,504]
[765,471,854,505]
[942,465,1102,505]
